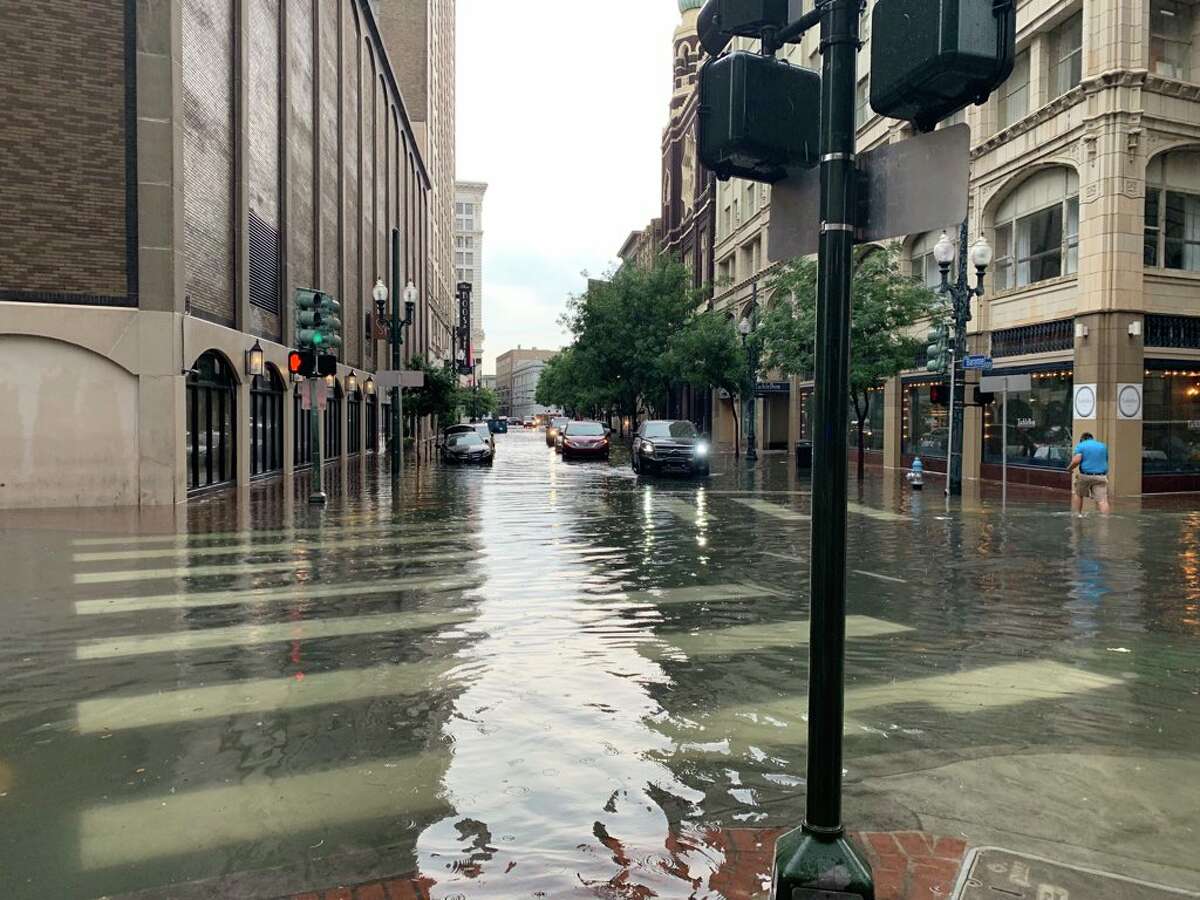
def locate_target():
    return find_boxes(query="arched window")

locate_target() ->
[347,387,363,455]
[324,381,343,459]
[367,391,380,452]
[250,365,284,477]
[294,384,313,469]
[186,351,237,492]
[1145,149,1200,272]
[992,167,1079,291]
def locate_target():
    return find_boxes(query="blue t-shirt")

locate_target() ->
[1075,439,1109,475]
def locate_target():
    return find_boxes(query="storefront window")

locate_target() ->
[1143,368,1200,474]
[294,385,312,469]
[324,383,343,460]
[982,370,1074,468]
[367,394,379,452]
[850,389,885,452]
[903,382,949,458]
[249,368,284,477]
[347,389,363,455]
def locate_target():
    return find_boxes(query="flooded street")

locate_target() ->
[1,429,1198,898]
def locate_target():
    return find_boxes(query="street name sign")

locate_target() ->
[963,355,993,371]
[769,124,970,261]
[979,373,1031,393]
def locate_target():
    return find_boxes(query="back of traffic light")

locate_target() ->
[697,0,1016,184]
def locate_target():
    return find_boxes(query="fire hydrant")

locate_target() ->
[906,457,925,490]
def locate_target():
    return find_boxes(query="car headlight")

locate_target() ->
[694,443,709,457]
[643,442,655,455]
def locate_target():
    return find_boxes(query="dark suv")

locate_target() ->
[632,420,710,478]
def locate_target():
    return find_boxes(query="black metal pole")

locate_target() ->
[948,221,969,496]
[390,228,402,480]
[746,281,759,462]
[773,0,873,894]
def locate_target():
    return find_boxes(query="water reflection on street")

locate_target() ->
[0,429,1198,898]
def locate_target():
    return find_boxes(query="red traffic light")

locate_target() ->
[288,351,303,375]
[289,349,317,377]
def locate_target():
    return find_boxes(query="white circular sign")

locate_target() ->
[1074,385,1097,419]
[1118,384,1142,419]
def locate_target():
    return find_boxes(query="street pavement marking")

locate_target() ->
[79,752,449,869]
[74,574,480,616]
[621,582,784,606]
[71,521,459,547]
[847,503,905,522]
[658,660,1124,748]
[72,533,469,563]
[76,659,458,733]
[651,496,709,521]
[76,609,476,659]
[74,552,466,585]
[852,570,907,584]
[730,497,811,522]
[647,615,913,659]
[762,551,803,563]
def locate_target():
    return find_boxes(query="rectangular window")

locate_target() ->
[902,384,950,459]
[1164,190,1200,271]
[1143,370,1200,474]
[994,223,1013,291]
[998,51,1030,129]
[745,182,757,217]
[1150,0,1194,81]
[1016,204,1064,285]
[1065,196,1080,274]
[1051,13,1083,97]
[733,197,741,225]
[855,77,870,129]
[723,204,732,237]
[982,371,1075,469]
[1146,188,1162,266]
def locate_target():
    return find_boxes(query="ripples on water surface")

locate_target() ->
[0,430,1198,898]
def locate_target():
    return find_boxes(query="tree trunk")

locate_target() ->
[728,396,740,459]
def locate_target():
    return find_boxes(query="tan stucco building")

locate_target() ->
[1,0,440,508]
[704,0,1200,497]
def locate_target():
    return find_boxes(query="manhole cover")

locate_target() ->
[954,848,1200,900]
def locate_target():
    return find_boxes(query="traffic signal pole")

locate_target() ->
[772,0,874,894]
[309,376,325,505]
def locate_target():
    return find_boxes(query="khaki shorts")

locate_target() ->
[1075,473,1109,501]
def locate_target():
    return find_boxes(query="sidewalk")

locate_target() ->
[285,827,967,900]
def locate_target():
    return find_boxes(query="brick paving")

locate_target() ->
[285,829,967,900]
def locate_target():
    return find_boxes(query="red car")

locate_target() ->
[560,421,610,460]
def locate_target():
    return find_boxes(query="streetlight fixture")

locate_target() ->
[937,223,992,497]
[245,339,265,378]
[738,298,759,462]
[324,372,336,389]
[346,371,358,395]
[372,277,389,322]
[364,376,375,396]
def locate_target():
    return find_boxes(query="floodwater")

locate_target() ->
[0,429,1198,898]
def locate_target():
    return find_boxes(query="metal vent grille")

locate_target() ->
[991,319,1074,358]
[248,211,280,314]
[1146,315,1200,349]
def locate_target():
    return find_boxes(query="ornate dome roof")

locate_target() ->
[679,0,703,10]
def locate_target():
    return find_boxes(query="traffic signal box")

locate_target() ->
[927,323,951,375]
[870,0,1016,132]
[699,51,820,182]
[294,288,342,378]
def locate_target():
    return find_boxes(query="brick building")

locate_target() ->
[0,0,437,508]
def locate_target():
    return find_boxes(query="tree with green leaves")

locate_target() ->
[758,244,943,480]
[458,384,499,421]
[665,310,748,455]
[557,258,703,428]
[404,356,460,426]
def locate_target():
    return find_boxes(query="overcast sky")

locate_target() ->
[456,0,681,374]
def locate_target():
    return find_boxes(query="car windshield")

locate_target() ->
[566,422,605,436]
[643,421,698,439]
[448,433,483,447]
[551,418,569,428]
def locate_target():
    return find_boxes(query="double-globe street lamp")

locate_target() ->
[933,224,993,496]
[373,272,418,479]
[738,306,759,462]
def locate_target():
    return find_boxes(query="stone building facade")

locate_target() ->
[495,347,558,418]
[376,0,456,368]
[0,0,435,508]
[704,0,1200,497]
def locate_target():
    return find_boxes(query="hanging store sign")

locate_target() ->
[755,381,791,397]
[1117,383,1143,420]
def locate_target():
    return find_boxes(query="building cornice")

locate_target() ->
[971,88,1085,159]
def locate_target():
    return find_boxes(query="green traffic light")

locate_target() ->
[312,333,324,345]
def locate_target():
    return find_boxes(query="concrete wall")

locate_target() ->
[0,336,140,507]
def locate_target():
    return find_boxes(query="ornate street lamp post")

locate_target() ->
[934,224,992,496]
[738,309,759,462]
